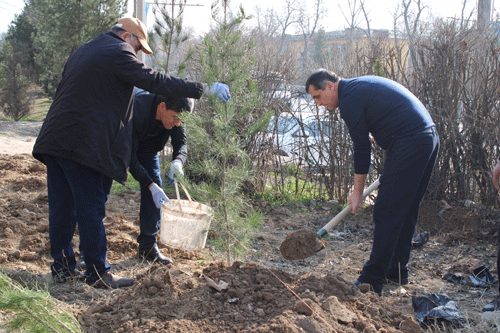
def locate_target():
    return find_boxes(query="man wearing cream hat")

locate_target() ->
[33,17,230,289]
[114,17,153,54]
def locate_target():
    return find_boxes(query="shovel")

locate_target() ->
[280,178,380,260]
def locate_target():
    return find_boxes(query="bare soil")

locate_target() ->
[0,121,499,332]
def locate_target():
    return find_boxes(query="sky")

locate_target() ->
[0,0,494,37]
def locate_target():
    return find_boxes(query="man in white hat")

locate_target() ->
[33,17,230,289]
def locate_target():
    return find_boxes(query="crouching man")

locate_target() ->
[130,92,194,264]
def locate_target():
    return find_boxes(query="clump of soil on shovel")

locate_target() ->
[280,227,327,260]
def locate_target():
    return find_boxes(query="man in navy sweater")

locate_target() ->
[305,69,439,295]
[128,91,193,264]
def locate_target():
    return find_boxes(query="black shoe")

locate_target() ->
[354,279,381,296]
[53,268,84,283]
[88,272,135,289]
[482,296,500,312]
[138,244,173,265]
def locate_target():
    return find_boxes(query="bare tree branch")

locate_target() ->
[276,0,301,51]
[338,0,363,31]
[360,0,371,38]
[296,0,325,64]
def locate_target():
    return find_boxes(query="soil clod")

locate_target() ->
[280,227,327,260]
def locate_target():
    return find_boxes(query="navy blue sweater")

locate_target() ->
[338,76,434,174]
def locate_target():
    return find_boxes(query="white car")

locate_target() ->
[264,112,343,167]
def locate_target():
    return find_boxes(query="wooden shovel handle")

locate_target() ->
[317,178,380,237]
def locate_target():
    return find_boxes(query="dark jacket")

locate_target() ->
[33,32,203,184]
[129,92,187,187]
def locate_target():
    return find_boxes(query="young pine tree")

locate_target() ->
[151,0,194,76]
[0,42,31,121]
[26,0,127,96]
[183,0,266,264]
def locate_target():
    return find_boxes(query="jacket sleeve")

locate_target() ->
[170,126,187,164]
[112,44,205,99]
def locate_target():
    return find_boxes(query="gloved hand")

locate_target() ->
[205,82,231,102]
[169,159,184,184]
[149,183,169,209]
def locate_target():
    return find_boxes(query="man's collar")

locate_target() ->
[106,31,124,42]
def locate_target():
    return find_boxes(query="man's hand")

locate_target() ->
[169,160,184,184]
[493,160,500,191]
[347,191,363,214]
[149,183,169,209]
[348,173,368,214]
[205,82,231,102]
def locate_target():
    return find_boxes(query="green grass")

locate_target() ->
[0,272,82,333]
[111,173,141,194]
[22,97,52,121]
[257,174,331,207]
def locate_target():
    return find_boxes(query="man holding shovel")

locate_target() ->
[305,69,439,295]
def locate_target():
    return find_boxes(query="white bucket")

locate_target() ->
[159,199,213,251]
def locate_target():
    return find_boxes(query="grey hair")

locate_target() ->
[111,26,138,41]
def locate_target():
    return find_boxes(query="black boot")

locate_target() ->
[138,244,173,265]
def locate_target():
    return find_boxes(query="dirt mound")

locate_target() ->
[79,261,420,333]
[417,200,499,245]
[0,153,499,332]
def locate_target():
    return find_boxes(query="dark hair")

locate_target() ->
[305,69,341,92]
[156,95,194,113]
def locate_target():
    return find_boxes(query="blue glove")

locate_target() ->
[149,183,169,209]
[205,82,231,102]
[169,159,184,184]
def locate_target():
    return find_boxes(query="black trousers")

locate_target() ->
[357,128,440,293]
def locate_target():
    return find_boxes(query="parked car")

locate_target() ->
[262,112,342,167]
[265,113,302,157]
[252,87,349,167]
